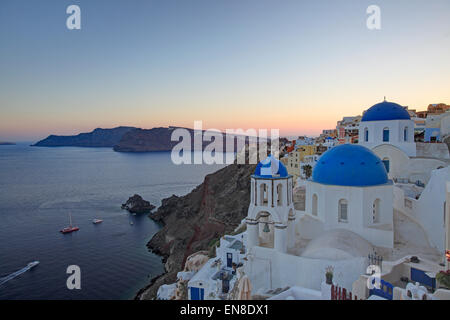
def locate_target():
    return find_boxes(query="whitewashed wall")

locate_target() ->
[305,181,394,248]
[410,167,450,252]
[372,144,446,184]
[359,119,416,156]
[246,246,366,293]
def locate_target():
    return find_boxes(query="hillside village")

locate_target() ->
[153,100,450,301]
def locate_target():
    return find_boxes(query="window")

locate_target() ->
[277,184,283,206]
[260,184,268,206]
[383,128,389,142]
[364,128,369,142]
[338,199,348,222]
[312,194,318,216]
[382,157,390,173]
[404,127,408,142]
[373,199,380,223]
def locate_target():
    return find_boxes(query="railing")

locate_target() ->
[369,279,394,300]
[331,284,359,300]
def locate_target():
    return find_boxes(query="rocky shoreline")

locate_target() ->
[136,162,256,300]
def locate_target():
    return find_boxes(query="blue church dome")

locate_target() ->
[361,100,411,122]
[312,144,388,187]
[253,155,289,178]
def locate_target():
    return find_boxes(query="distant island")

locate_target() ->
[32,127,136,148]
[0,142,15,145]
[33,126,263,153]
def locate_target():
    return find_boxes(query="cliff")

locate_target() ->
[138,162,256,299]
[32,126,135,147]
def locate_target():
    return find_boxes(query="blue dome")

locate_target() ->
[312,144,388,187]
[361,101,410,122]
[254,155,289,178]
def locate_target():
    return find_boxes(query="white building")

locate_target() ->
[305,144,394,248]
[359,99,416,157]
[187,233,246,300]
[215,235,246,270]
[359,100,449,185]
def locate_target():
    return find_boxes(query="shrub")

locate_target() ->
[436,270,450,289]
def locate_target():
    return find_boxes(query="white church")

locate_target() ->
[358,99,448,185]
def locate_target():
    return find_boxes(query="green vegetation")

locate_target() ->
[302,164,313,179]
[436,270,450,289]
[230,224,247,236]
[208,237,220,258]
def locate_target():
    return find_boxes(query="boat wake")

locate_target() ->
[0,261,39,287]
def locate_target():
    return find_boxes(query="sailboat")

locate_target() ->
[60,213,80,234]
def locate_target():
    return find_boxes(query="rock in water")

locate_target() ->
[121,194,155,214]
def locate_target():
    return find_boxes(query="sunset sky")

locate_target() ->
[1,0,449,141]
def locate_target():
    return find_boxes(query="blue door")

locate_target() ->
[227,253,233,268]
[190,287,204,300]
[411,268,436,290]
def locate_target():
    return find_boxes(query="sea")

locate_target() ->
[0,143,227,299]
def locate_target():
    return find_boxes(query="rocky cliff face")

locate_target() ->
[33,127,136,147]
[139,162,256,299]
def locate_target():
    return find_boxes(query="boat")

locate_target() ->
[60,213,79,234]
[92,219,103,224]
[0,261,39,286]
[130,221,134,225]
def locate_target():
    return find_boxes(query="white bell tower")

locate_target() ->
[246,155,296,253]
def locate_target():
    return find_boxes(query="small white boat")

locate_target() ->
[0,261,39,286]
[130,221,134,225]
[92,219,103,224]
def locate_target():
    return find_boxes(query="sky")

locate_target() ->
[1,0,449,141]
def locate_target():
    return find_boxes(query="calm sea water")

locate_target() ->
[0,143,227,299]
